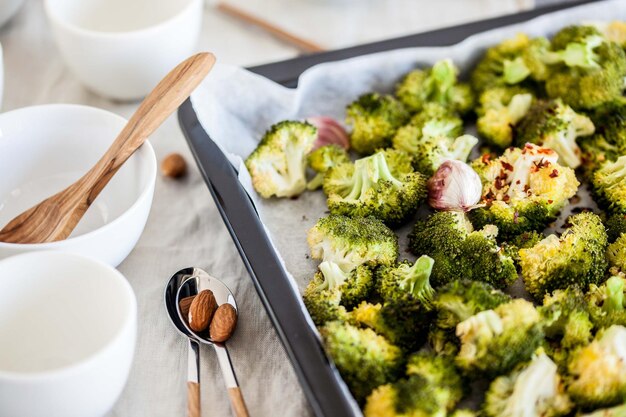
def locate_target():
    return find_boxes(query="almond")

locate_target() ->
[188,290,217,332]
[210,303,237,342]
[179,295,195,322]
[161,153,187,179]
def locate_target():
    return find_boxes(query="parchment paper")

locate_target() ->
[191,0,625,304]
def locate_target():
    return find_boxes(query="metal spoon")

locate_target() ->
[164,267,249,417]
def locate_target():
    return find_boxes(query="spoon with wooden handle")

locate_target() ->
[0,52,215,244]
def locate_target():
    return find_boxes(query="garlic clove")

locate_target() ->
[307,116,350,151]
[428,160,483,212]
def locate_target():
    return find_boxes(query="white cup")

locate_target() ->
[0,252,137,417]
[44,0,203,101]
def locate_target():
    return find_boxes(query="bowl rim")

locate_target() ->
[0,103,157,250]
[0,251,137,380]
[43,0,202,39]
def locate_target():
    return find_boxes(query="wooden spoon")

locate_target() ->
[0,52,216,244]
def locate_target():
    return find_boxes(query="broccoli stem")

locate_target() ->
[398,256,436,304]
[316,261,347,291]
[544,35,604,69]
[604,276,625,312]
[345,153,402,201]
[602,157,626,189]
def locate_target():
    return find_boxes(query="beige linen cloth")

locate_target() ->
[0,0,532,415]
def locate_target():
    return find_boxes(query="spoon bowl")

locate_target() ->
[164,267,249,417]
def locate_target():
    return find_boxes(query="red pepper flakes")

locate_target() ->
[549,169,559,178]
[501,161,514,171]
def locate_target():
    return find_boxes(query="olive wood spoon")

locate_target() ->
[0,52,216,244]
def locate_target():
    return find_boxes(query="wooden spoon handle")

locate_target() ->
[228,387,249,417]
[81,52,216,201]
[187,382,201,417]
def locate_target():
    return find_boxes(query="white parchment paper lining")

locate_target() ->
[191,0,626,299]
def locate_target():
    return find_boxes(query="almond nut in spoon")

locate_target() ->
[176,268,249,417]
[188,290,217,332]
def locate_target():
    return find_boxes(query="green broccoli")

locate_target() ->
[587,275,626,330]
[455,299,544,377]
[363,375,451,417]
[323,150,427,226]
[476,86,534,148]
[449,411,477,417]
[245,120,317,198]
[433,279,511,331]
[470,144,580,238]
[364,352,465,417]
[579,134,623,178]
[519,212,608,300]
[579,403,626,417]
[593,156,626,215]
[470,33,550,93]
[608,234,626,272]
[307,214,398,272]
[346,93,409,155]
[351,256,435,350]
[567,325,626,410]
[320,321,403,403]
[409,211,517,288]
[483,352,573,417]
[392,103,472,175]
[405,351,465,409]
[540,286,594,351]
[606,213,626,244]
[500,230,544,263]
[395,58,474,115]
[302,261,374,325]
[306,144,350,190]
[544,26,626,110]
[427,326,460,357]
[515,99,595,168]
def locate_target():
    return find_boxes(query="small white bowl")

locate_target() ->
[0,104,156,266]
[0,251,137,417]
[44,0,203,100]
[0,0,24,28]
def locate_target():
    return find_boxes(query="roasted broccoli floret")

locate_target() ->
[427,326,460,357]
[580,100,626,175]
[391,103,473,175]
[470,144,579,238]
[476,86,534,148]
[307,214,398,272]
[519,212,608,300]
[320,321,403,402]
[608,234,626,272]
[540,286,594,352]
[351,256,435,350]
[302,261,374,325]
[433,279,511,331]
[455,299,544,377]
[346,93,409,155]
[363,375,450,417]
[515,99,595,168]
[567,325,626,410]
[409,211,517,288]
[323,149,427,226]
[593,156,626,215]
[544,25,626,110]
[606,213,626,243]
[449,410,477,417]
[405,351,465,409]
[580,403,626,417]
[587,275,626,330]
[591,20,626,48]
[483,353,573,417]
[306,144,351,190]
[470,33,550,93]
[245,120,317,198]
[364,352,465,417]
[395,59,474,115]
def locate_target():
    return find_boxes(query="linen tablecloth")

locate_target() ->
[0,0,537,415]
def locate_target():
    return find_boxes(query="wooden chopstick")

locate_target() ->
[216,2,327,54]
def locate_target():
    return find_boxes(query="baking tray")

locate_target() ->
[178,2,598,415]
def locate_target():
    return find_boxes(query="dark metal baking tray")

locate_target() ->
[178,2,597,415]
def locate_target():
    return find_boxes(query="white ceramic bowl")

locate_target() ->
[0,104,156,266]
[0,0,24,28]
[44,0,203,100]
[0,251,137,417]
